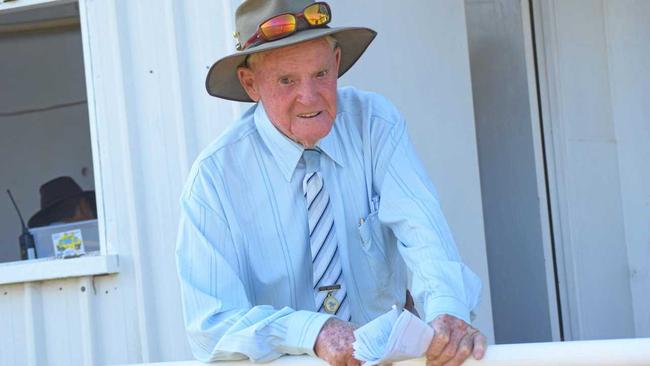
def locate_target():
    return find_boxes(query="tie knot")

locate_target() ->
[303,149,321,174]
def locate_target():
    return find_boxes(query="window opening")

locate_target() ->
[0,2,98,263]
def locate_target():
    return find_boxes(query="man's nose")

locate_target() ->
[296,79,318,104]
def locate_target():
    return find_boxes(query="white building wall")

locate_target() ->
[605,1,650,338]
[534,0,650,340]
[0,0,493,364]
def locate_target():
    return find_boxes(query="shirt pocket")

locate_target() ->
[358,210,389,265]
[354,206,408,319]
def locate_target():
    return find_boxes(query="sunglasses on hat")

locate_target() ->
[237,2,331,51]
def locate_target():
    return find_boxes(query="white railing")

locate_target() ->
[133,338,650,366]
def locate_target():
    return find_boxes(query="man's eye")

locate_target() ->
[279,77,293,85]
[316,70,328,79]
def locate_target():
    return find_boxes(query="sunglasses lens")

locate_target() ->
[260,14,296,40]
[304,3,330,26]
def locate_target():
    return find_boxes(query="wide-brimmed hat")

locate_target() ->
[28,176,95,228]
[206,0,376,102]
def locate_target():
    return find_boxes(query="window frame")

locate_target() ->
[0,0,118,282]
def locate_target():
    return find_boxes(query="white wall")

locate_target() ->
[535,0,649,340]
[0,5,94,263]
[605,0,650,339]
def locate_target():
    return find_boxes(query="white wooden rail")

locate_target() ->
[134,338,650,366]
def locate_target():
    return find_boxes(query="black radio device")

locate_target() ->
[6,189,37,260]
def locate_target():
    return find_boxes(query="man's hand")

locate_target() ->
[425,314,486,366]
[314,317,360,366]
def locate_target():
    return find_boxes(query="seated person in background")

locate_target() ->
[28,176,96,228]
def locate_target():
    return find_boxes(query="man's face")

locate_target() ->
[237,38,341,148]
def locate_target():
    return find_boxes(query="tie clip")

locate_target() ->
[318,284,341,292]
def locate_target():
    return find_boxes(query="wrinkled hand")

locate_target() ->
[314,317,360,366]
[425,314,486,366]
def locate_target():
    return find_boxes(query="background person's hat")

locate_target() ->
[206,0,377,102]
[28,176,94,228]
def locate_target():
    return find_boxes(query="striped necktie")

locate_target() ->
[302,149,350,321]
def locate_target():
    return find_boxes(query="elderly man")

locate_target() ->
[176,1,486,365]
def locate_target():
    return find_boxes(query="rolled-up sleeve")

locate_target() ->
[375,114,482,325]
[175,167,331,362]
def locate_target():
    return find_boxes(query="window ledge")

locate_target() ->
[0,253,119,285]
[0,0,76,14]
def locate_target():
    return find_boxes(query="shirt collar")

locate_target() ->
[254,103,303,181]
[254,103,345,182]
[316,118,345,168]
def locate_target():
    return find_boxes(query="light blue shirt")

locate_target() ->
[176,87,481,363]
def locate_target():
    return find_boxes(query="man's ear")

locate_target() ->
[333,46,342,73]
[237,66,260,102]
